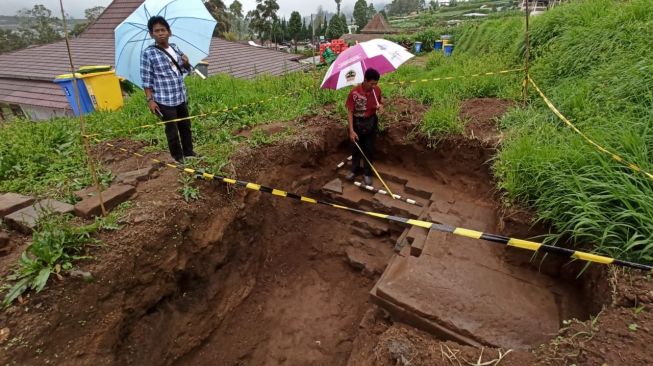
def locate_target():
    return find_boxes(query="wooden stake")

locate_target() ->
[59,0,106,216]
[523,0,531,107]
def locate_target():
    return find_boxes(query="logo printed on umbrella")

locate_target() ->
[345,70,357,82]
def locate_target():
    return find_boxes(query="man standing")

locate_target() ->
[141,16,196,163]
[345,68,384,185]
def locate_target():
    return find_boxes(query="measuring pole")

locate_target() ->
[59,0,106,215]
[522,0,531,106]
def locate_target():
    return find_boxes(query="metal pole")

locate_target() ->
[522,0,530,106]
[59,0,107,216]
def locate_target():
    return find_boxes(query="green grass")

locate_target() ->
[0,72,346,200]
[2,208,125,307]
[492,0,653,262]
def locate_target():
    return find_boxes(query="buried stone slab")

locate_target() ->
[5,199,75,233]
[373,193,425,218]
[74,184,135,219]
[322,178,343,194]
[0,193,35,217]
[116,165,157,185]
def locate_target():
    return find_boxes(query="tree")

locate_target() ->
[204,0,231,35]
[379,9,388,20]
[229,0,243,18]
[0,29,29,54]
[84,6,105,21]
[70,6,106,37]
[17,5,61,45]
[386,0,422,16]
[335,0,343,15]
[301,19,308,41]
[288,11,302,52]
[353,0,369,33]
[326,13,347,40]
[367,3,376,20]
[247,0,279,42]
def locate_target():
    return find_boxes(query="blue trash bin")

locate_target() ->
[53,73,95,116]
[415,41,423,53]
[434,40,443,51]
[444,44,454,56]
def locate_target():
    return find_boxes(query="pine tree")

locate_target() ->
[353,0,369,33]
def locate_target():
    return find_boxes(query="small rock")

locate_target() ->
[70,270,95,283]
[322,178,343,194]
[0,328,9,344]
[0,231,9,247]
[132,214,150,224]
[345,247,369,271]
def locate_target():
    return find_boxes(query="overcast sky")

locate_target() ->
[1,0,383,19]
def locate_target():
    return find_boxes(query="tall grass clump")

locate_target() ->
[494,0,653,262]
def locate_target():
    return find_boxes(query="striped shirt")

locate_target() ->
[140,43,188,107]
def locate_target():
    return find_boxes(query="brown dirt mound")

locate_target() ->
[460,98,515,146]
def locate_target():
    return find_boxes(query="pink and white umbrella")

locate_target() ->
[320,38,414,90]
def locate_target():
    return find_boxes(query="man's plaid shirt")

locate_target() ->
[141,44,188,107]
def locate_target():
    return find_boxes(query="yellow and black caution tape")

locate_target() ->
[353,181,421,206]
[95,137,653,274]
[384,68,524,86]
[529,76,653,181]
[83,86,313,139]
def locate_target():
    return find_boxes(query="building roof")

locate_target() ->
[80,0,143,39]
[0,0,306,113]
[360,14,399,34]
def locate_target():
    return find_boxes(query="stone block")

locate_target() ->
[74,186,99,200]
[322,178,343,194]
[0,193,35,217]
[352,217,389,237]
[116,166,156,185]
[373,193,424,218]
[407,225,428,257]
[74,184,135,219]
[404,179,434,200]
[5,199,75,233]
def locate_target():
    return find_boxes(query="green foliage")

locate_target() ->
[0,72,340,199]
[247,0,280,41]
[288,11,302,46]
[2,214,101,307]
[492,0,653,262]
[178,174,201,202]
[354,0,371,32]
[326,13,348,40]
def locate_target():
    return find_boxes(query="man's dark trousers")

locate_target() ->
[157,102,193,162]
[351,116,377,177]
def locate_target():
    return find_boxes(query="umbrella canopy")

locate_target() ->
[320,39,414,90]
[115,0,217,87]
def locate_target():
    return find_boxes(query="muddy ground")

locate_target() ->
[0,98,652,365]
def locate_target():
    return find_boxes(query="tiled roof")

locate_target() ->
[361,14,399,34]
[0,0,307,114]
[80,0,143,39]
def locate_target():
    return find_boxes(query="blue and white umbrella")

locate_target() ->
[114,0,217,87]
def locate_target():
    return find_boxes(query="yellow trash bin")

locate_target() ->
[80,70,124,111]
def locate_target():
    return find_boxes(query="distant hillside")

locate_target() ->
[0,15,85,30]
